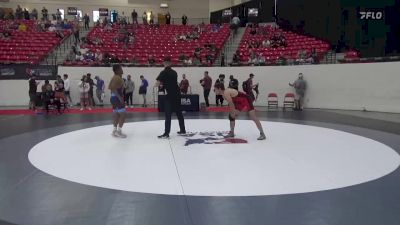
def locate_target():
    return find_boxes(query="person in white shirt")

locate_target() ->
[63,74,72,104]
[78,75,91,110]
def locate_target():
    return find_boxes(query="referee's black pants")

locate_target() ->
[164,97,185,135]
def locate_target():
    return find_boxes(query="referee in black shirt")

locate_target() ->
[156,57,186,139]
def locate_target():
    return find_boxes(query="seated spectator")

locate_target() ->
[193,54,202,66]
[258,54,266,65]
[262,39,271,48]
[18,23,27,32]
[147,55,156,66]
[55,30,64,39]
[311,48,319,64]
[42,84,61,114]
[205,53,213,65]
[179,54,187,62]
[41,80,52,92]
[277,53,287,65]
[183,57,193,66]
[75,51,84,61]
[250,27,257,35]
[231,53,240,65]
[48,25,56,32]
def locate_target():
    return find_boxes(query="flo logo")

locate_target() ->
[181,131,248,146]
[359,11,383,20]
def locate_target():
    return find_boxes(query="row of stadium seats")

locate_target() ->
[0,20,70,65]
[71,24,230,65]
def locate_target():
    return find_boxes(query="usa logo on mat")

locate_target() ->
[181,131,248,146]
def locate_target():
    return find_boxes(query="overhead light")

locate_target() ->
[160,3,169,8]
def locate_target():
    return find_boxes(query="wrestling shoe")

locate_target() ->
[177,131,186,135]
[111,130,118,137]
[116,130,127,138]
[224,132,235,138]
[158,134,170,139]
[257,133,266,140]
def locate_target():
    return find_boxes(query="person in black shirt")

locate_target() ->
[156,57,186,139]
[29,75,39,111]
[165,12,171,25]
[86,73,95,107]
[228,75,239,90]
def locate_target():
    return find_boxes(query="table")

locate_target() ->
[158,94,200,112]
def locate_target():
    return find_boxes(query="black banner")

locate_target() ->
[67,7,78,16]
[99,8,109,16]
[158,95,200,112]
[0,64,58,80]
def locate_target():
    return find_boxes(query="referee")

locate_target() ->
[156,57,186,139]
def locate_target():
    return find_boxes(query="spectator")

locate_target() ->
[231,15,240,34]
[41,80,52,92]
[181,14,188,25]
[0,8,4,20]
[42,82,61,114]
[95,76,105,106]
[214,74,225,106]
[56,9,62,21]
[179,74,190,94]
[148,55,156,66]
[86,73,95,107]
[124,75,135,108]
[31,8,38,20]
[54,75,65,103]
[18,23,27,32]
[83,13,90,30]
[183,57,193,66]
[131,9,138,24]
[41,7,48,20]
[257,53,266,65]
[311,48,319,64]
[200,71,212,107]
[220,52,226,67]
[149,11,154,25]
[139,75,148,107]
[28,75,39,111]
[142,12,147,25]
[78,75,91,110]
[15,5,23,20]
[228,75,239,90]
[73,23,80,44]
[231,53,240,66]
[262,39,271,48]
[289,73,307,111]
[23,8,30,20]
[165,12,171,25]
[243,73,257,102]
[63,74,72,105]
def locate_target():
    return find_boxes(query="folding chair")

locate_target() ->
[267,93,278,110]
[283,93,295,111]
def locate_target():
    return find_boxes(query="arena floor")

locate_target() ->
[0,109,400,225]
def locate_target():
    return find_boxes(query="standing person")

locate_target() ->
[139,75,148,107]
[131,9,138,24]
[179,74,190,94]
[124,75,135,108]
[214,74,225,106]
[165,12,171,25]
[142,12,147,25]
[242,73,258,102]
[83,13,90,30]
[156,57,186,139]
[200,71,212,107]
[109,64,127,138]
[63,74,72,105]
[56,9,62,21]
[86,73,95,107]
[228,75,239,90]
[95,76,105,106]
[214,83,266,140]
[78,75,91,111]
[23,8,30,20]
[31,8,38,20]
[73,23,80,44]
[149,11,154,25]
[181,14,188,25]
[41,7,48,20]
[289,73,307,111]
[28,75,39,111]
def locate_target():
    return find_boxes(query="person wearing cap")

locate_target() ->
[156,57,186,139]
[289,73,307,111]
